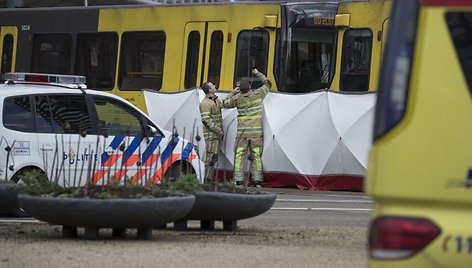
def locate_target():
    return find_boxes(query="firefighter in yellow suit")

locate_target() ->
[223,69,271,187]
[200,81,224,181]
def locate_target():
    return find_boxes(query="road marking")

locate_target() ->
[280,194,372,199]
[0,218,41,223]
[271,207,373,211]
[276,199,373,203]
[321,194,371,199]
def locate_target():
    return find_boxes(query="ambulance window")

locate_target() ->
[208,31,223,89]
[234,30,269,88]
[92,96,144,137]
[3,96,34,132]
[32,34,72,74]
[48,95,92,134]
[184,31,201,89]
[76,32,118,90]
[446,12,472,93]
[340,29,373,91]
[118,31,166,91]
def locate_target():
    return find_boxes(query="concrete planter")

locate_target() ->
[174,191,276,231]
[18,194,195,239]
[0,183,20,214]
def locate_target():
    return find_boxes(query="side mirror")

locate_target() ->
[144,125,158,137]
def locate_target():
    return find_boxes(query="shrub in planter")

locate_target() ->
[170,174,276,231]
[18,170,195,240]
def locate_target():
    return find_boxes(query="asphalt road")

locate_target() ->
[241,187,373,227]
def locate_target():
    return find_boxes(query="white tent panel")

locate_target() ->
[144,89,205,154]
[216,107,238,169]
[143,89,377,184]
[328,92,376,136]
[321,139,366,175]
[262,134,299,173]
[342,107,375,169]
[263,92,339,174]
[262,91,325,131]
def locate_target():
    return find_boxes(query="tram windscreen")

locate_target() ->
[276,4,337,93]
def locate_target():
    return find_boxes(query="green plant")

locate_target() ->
[0,169,14,184]
[0,169,8,184]
[19,169,62,196]
[169,173,204,193]
[136,193,155,199]
[98,192,114,199]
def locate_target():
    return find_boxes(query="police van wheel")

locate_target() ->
[165,161,195,181]
[10,167,47,184]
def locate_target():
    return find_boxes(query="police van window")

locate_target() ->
[1,34,13,82]
[118,31,166,91]
[184,31,201,89]
[34,96,54,133]
[32,34,72,75]
[340,29,373,91]
[234,30,269,88]
[446,12,472,93]
[76,32,118,90]
[47,95,91,134]
[92,96,143,137]
[3,96,34,132]
[208,31,223,89]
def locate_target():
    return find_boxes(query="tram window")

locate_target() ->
[184,31,200,89]
[274,29,281,87]
[119,31,166,91]
[446,12,472,93]
[340,29,373,91]
[207,31,223,89]
[234,30,269,88]
[76,32,118,90]
[275,27,336,93]
[32,34,71,74]
[1,34,13,82]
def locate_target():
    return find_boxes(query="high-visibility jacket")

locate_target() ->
[222,72,271,136]
[200,93,223,140]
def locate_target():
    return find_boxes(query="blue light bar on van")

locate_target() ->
[5,72,87,88]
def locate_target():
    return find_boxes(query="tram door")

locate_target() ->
[181,21,228,90]
[0,26,17,81]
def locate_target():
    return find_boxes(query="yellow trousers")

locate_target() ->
[233,135,263,184]
[204,138,220,181]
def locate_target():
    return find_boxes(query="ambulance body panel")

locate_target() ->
[367,0,472,267]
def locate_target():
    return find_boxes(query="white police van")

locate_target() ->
[0,73,203,186]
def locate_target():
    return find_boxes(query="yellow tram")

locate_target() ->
[0,0,391,113]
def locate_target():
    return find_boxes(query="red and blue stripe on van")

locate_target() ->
[89,135,197,185]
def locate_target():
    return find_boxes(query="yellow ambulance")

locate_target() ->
[366,0,472,267]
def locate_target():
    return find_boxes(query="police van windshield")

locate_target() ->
[275,4,337,93]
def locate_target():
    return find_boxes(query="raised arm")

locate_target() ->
[252,69,271,96]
